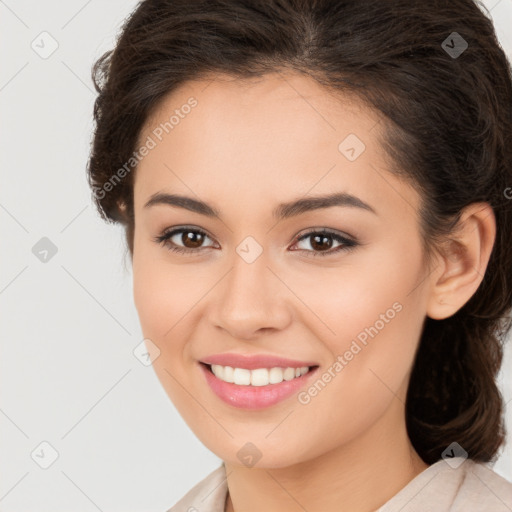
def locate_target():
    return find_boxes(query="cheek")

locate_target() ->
[132,243,217,367]
[293,241,426,400]
[133,240,193,334]
[293,240,424,341]
[132,248,199,400]
[132,251,170,336]
[132,248,188,370]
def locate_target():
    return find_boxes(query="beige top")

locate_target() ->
[166,457,512,512]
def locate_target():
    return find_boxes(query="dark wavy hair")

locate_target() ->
[87,0,512,465]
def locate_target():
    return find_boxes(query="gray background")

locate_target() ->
[1,0,511,510]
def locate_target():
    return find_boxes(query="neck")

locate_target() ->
[223,396,429,512]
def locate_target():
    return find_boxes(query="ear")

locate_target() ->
[426,202,496,320]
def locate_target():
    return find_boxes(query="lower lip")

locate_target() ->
[199,363,318,410]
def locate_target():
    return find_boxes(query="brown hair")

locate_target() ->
[87,0,512,465]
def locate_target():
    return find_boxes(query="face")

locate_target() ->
[131,71,431,468]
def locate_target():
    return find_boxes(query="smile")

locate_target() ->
[199,362,319,409]
[210,364,311,386]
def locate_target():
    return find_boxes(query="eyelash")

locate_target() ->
[153,225,359,258]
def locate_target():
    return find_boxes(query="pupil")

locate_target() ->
[311,234,332,251]
[183,231,204,248]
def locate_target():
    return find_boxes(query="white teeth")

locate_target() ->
[233,368,251,385]
[283,367,296,381]
[269,367,283,384]
[223,365,234,383]
[250,368,268,387]
[210,364,310,386]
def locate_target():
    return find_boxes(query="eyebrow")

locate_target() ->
[143,191,377,219]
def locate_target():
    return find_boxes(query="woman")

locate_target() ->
[87,0,512,510]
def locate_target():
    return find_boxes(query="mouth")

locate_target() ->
[200,362,318,386]
[198,362,320,409]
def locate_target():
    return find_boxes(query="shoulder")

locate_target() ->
[379,457,512,512]
[452,459,512,511]
[165,463,228,512]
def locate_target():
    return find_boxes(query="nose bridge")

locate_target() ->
[224,245,275,313]
[212,240,290,337]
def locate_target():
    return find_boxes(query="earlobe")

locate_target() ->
[426,202,496,320]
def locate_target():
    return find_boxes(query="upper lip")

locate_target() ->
[200,353,318,370]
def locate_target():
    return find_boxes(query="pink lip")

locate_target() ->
[198,362,319,410]
[200,353,318,370]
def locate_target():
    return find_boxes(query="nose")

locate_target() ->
[211,249,292,340]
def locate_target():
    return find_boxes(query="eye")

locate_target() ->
[154,226,359,258]
[290,228,359,258]
[153,226,217,255]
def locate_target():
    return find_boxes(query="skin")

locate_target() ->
[130,71,496,512]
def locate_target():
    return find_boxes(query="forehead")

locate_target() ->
[133,71,420,224]
[139,71,374,150]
